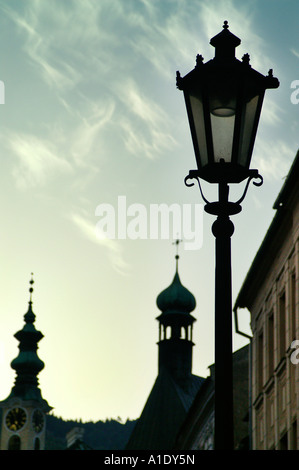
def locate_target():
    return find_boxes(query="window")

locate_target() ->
[268,313,274,377]
[257,331,264,393]
[34,437,40,450]
[279,432,288,450]
[290,273,296,341]
[291,421,297,450]
[279,292,286,359]
[270,401,274,427]
[8,435,21,450]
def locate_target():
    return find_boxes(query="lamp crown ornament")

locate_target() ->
[209,20,241,60]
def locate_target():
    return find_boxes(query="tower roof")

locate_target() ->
[156,270,196,314]
[156,252,196,316]
[1,275,51,410]
[125,368,205,450]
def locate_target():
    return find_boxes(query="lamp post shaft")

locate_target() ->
[211,182,234,450]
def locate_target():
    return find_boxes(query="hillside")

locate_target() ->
[45,414,137,450]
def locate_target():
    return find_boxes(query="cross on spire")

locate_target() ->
[173,238,183,272]
[29,272,34,302]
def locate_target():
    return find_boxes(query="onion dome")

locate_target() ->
[156,252,196,315]
[156,271,196,314]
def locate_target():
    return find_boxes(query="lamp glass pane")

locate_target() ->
[238,94,259,167]
[189,93,209,166]
[210,111,235,163]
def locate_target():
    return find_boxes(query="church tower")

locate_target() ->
[0,275,52,450]
[156,251,196,381]
[126,245,205,450]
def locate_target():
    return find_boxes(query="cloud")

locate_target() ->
[1,0,121,92]
[1,0,176,163]
[291,48,299,59]
[71,211,129,275]
[1,2,80,90]
[260,97,283,126]
[2,130,72,189]
[254,138,295,181]
[114,78,176,158]
[67,95,116,167]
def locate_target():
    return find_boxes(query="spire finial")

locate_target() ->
[29,272,34,302]
[173,239,182,272]
[223,20,229,29]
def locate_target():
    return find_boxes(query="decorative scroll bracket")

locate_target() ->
[184,169,263,217]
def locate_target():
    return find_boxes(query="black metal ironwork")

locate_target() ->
[177,21,279,185]
[178,21,279,450]
[184,171,263,449]
[184,169,263,214]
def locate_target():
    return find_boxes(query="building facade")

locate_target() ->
[234,151,299,450]
[175,345,250,450]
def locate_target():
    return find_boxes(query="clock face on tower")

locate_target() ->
[5,407,27,431]
[32,409,44,433]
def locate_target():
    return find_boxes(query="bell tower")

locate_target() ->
[126,244,204,450]
[156,242,196,381]
[0,275,52,450]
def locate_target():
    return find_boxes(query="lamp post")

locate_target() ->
[177,21,279,450]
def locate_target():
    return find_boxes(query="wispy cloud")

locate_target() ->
[2,0,177,164]
[67,95,116,167]
[291,48,299,59]
[2,130,72,189]
[115,78,176,158]
[254,138,295,181]
[71,211,129,275]
[260,97,283,126]
[1,0,124,94]
[1,2,79,90]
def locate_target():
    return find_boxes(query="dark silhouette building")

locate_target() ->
[234,150,299,449]
[0,276,52,450]
[175,344,250,449]
[126,255,205,450]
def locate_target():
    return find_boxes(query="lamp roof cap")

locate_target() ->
[210,21,241,59]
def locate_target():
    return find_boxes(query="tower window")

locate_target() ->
[34,437,40,450]
[8,435,21,450]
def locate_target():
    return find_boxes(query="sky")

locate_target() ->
[0,0,298,424]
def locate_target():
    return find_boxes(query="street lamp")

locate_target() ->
[177,21,279,450]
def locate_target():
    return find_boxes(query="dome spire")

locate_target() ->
[29,272,34,302]
[173,238,182,273]
[9,274,46,401]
